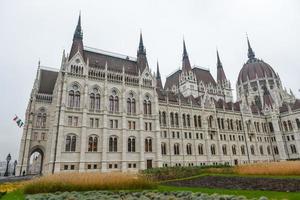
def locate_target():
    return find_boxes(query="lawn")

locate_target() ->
[2,161,300,200]
[158,185,300,200]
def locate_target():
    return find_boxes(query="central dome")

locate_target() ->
[237,37,277,85]
[238,58,277,85]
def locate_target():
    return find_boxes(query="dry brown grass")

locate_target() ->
[233,161,300,176]
[23,172,156,194]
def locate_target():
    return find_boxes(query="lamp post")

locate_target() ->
[4,153,11,177]
[13,160,17,176]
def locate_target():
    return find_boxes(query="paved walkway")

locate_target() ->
[0,175,37,183]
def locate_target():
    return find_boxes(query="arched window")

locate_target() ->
[90,93,95,110]
[75,91,80,108]
[296,118,300,129]
[222,145,227,155]
[230,119,234,130]
[127,98,131,113]
[198,116,202,128]
[266,146,270,155]
[250,145,255,155]
[174,143,180,155]
[175,113,179,126]
[187,114,191,127]
[198,144,203,155]
[109,90,119,113]
[88,135,98,152]
[65,134,76,152]
[259,145,264,155]
[162,112,167,126]
[232,145,237,155]
[241,145,245,155]
[273,146,279,155]
[161,143,166,155]
[145,137,152,152]
[288,120,293,131]
[109,136,118,152]
[208,116,214,128]
[182,114,186,127]
[128,136,136,152]
[36,113,42,127]
[95,94,101,110]
[170,112,174,126]
[211,144,216,155]
[109,96,114,112]
[186,143,192,155]
[127,93,136,114]
[283,121,288,132]
[143,95,151,115]
[194,115,197,128]
[290,144,297,154]
[68,90,75,107]
[114,96,119,112]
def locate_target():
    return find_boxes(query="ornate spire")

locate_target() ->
[137,31,146,55]
[217,50,222,68]
[156,61,163,89]
[182,39,192,72]
[216,50,227,83]
[69,13,84,61]
[137,31,148,72]
[247,36,255,60]
[74,12,83,40]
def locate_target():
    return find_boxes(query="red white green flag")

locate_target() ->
[13,115,24,128]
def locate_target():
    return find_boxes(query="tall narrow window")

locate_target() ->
[143,95,151,115]
[241,145,246,155]
[175,113,179,126]
[198,116,202,128]
[161,143,166,155]
[95,94,100,110]
[90,93,95,110]
[186,143,192,155]
[68,90,74,107]
[187,115,191,127]
[109,136,118,152]
[296,118,300,129]
[222,145,227,155]
[145,138,152,152]
[65,135,71,151]
[75,91,80,108]
[128,137,136,152]
[232,145,237,155]
[162,112,166,126]
[170,113,174,126]
[198,144,203,155]
[211,144,216,155]
[250,145,255,155]
[174,143,180,155]
[182,114,186,127]
[109,90,119,113]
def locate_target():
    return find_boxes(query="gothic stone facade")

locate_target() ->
[17,16,300,175]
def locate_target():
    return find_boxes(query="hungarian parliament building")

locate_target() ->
[17,15,300,175]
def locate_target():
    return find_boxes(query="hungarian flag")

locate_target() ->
[13,115,24,128]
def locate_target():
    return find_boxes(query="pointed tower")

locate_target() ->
[182,40,192,72]
[216,50,227,83]
[247,36,255,61]
[156,61,163,89]
[69,13,84,61]
[179,39,198,97]
[137,32,148,73]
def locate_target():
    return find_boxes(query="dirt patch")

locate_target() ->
[165,175,300,192]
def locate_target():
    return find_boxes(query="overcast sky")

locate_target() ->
[0,0,299,161]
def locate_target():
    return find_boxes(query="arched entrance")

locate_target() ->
[27,147,44,175]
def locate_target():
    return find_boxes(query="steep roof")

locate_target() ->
[193,67,217,86]
[38,68,58,94]
[84,47,138,75]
